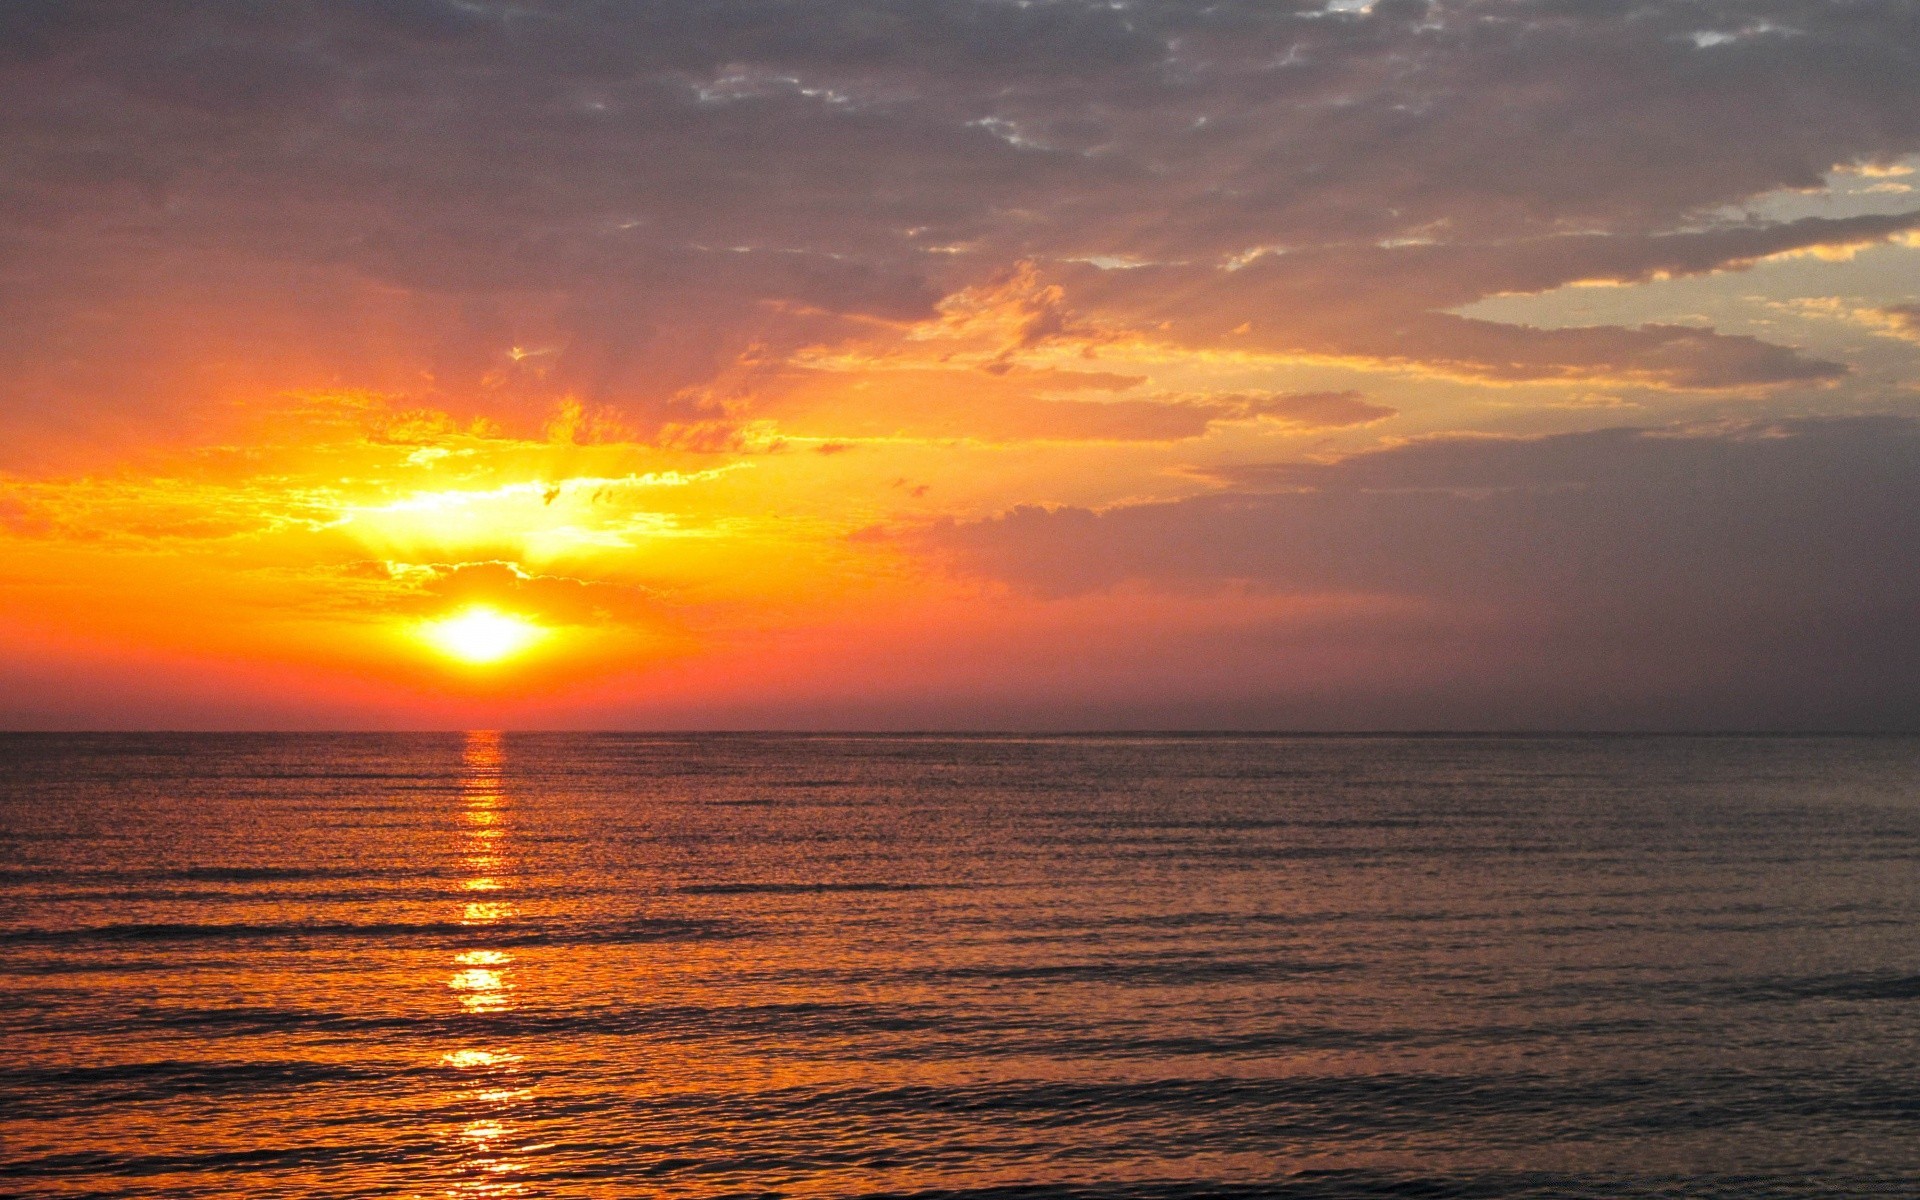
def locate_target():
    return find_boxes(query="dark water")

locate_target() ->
[3,733,1919,1198]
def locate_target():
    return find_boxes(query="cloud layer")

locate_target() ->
[3,1,1920,725]
[6,0,1920,443]
[930,417,1920,727]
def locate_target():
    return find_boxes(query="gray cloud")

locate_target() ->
[764,385,1395,443]
[1052,212,1920,386]
[1881,303,1920,342]
[930,417,1920,728]
[4,0,1920,446]
[1235,391,1398,428]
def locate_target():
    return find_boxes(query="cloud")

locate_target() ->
[1046,212,1920,387]
[395,559,658,626]
[5,1,1920,726]
[4,0,1920,452]
[762,351,1397,443]
[1226,390,1399,429]
[1879,303,1920,342]
[928,416,1920,727]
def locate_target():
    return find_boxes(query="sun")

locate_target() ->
[420,606,546,664]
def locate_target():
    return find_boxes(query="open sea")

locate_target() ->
[3,732,1919,1198]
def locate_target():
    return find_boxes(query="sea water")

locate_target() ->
[3,733,1919,1197]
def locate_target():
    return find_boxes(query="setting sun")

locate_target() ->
[421,607,546,665]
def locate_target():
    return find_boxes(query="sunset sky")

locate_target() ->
[3,0,1918,729]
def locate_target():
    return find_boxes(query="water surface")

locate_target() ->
[4,733,1919,1197]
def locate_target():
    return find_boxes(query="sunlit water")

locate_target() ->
[4,733,1919,1198]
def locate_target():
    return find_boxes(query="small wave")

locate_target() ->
[678,881,936,896]
[853,1171,1916,1200]
[1726,971,1920,1003]
[0,915,750,947]
[166,866,352,882]
[0,920,476,945]
[0,1058,387,1118]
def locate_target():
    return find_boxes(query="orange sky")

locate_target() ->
[3,2,1919,728]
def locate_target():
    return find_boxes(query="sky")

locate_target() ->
[2,0,1919,730]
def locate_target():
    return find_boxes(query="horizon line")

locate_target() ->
[3,728,1917,738]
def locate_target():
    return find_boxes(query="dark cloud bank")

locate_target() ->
[935,417,1920,730]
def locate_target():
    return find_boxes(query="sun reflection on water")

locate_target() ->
[440,729,532,1197]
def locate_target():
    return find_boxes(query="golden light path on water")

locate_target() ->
[441,730,532,1198]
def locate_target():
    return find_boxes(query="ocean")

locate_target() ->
[3,732,1918,1197]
